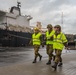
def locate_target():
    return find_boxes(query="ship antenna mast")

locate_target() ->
[17,0,21,15]
[61,12,63,32]
[17,0,21,8]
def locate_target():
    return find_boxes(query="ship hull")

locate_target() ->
[0,29,32,47]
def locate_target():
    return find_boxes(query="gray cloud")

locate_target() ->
[0,0,76,34]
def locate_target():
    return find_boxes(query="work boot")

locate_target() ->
[52,62,57,71]
[53,55,55,61]
[46,60,51,65]
[32,58,36,63]
[39,56,42,61]
[58,62,63,67]
[32,60,36,63]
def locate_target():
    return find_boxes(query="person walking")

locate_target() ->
[30,27,43,63]
[52,25,68,70]
[45,24,55,65]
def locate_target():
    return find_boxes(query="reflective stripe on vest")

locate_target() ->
[54,32,67,44]
[53,32,67,50]
[46,30,55,44]
[54,33,63,44]
[32,33,41,45]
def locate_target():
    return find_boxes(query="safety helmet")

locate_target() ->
[54,25,61,30]
[34,27,39,31]
[47,24,52,28]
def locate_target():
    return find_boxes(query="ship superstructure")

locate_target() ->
[0,2,32,32]
[0,2,33,47]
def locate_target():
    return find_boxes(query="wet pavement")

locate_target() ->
[0,47,47,66]
[0,47,76,75]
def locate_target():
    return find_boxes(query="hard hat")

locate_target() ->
[47,24,52,28]
[54,25,61,28]
[34,27,39,31]
[54,25,61,30]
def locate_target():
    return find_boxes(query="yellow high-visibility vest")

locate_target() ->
[32,33,41,45]
[46,30,55,45]
[53,32,67,50]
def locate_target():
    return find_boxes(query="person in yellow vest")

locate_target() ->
[45,24,55,65]
[31,27,43,63]
[52,25,68,70]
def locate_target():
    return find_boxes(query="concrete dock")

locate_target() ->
[0,47,76,75]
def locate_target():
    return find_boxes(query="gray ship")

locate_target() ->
[0,2,33,47]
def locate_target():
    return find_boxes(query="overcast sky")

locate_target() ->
[0,0,76,34]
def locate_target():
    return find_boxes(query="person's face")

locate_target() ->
[47,27,52,31]
[34,30,39,33]
[54,27,59,31]
[54,27,60,34]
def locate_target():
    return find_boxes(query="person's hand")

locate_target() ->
[42,44,44,47]
[65,47,68,50]
[49,36,53,40]
[63,42,68,47]
[41,42,44,48]
[29,41,32,45]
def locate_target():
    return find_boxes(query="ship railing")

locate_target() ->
[8,33,31,40]
[8,33,45,43]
